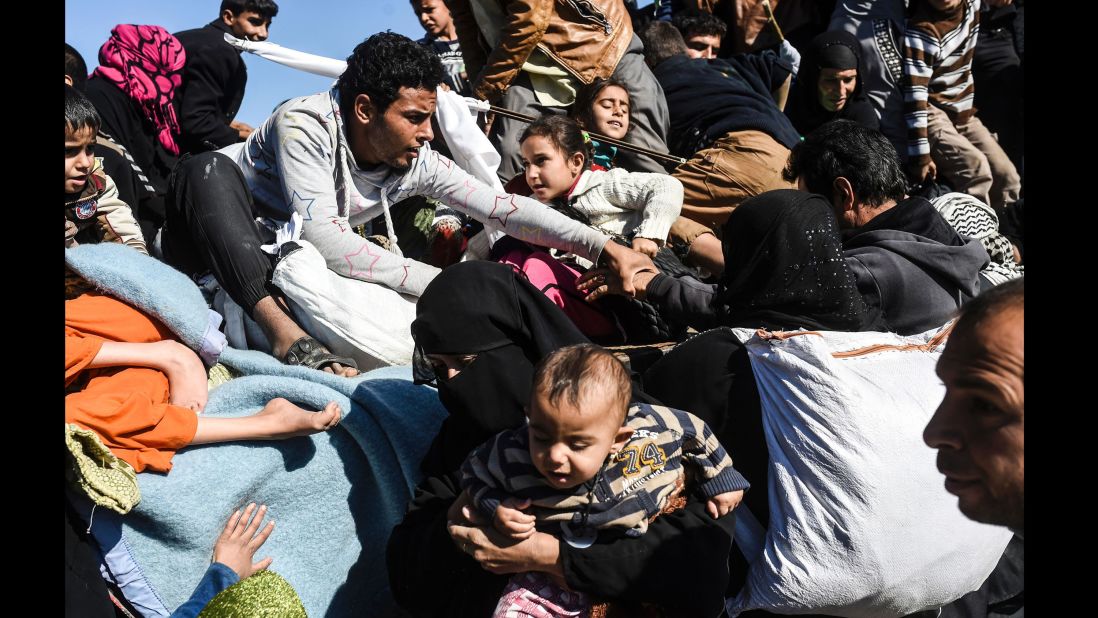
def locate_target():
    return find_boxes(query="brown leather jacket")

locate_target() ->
[449,0,634,103]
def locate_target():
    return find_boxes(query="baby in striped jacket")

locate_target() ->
[460,343,748,617]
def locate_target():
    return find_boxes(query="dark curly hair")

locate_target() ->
[336,31,443,119]
[784,120,907,207]
[570,77,631,136]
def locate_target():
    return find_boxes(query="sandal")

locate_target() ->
[282,336,359,373]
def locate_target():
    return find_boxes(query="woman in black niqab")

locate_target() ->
[410,260,589,476]
[785,30,880,136]
[644,190,881,549]
[390,261,738,618]
[646,189,881,333]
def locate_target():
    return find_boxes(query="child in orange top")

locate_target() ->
[66,292,341,473]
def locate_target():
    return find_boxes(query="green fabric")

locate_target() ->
[65,423,140,514]
[366,195,436,261]
[198,570,308,618]
[524,48,579,107]
[207,363,241,391]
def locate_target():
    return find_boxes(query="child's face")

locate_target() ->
[521,135,585,201]
[589,85,630,140]
[527,390,631,490]
[65,126,96,195]
[413,0,453,38]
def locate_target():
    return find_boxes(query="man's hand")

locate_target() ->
[631,237,661,258]
[706,490,745,518]
[906,157,936,185]
[494,497,536,539]
[230,120,255,142]
[213,503,275,579]
[581,241,657,298]
[577,268,658,302]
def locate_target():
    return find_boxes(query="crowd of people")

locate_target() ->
[65,0,1023,616]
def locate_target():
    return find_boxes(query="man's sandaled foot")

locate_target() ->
[282,336,359,377]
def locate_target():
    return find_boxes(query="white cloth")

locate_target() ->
[726,325,1012,617]
[271,240,417,370]
[222,34,347,78]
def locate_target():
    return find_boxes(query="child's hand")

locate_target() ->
[494,497,536,539]
[706,490,744,519]
[631,237,661,258]
[213,503,275,579]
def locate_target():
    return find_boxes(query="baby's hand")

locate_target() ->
[631,237,661,258]
[706,490,744,519]
[213,503,275,579]
[494,497,536,539]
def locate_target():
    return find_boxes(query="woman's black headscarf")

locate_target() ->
[714,189,881,332]
[644,190,879,535]
[411,261,590,475]
[786,30,878,135]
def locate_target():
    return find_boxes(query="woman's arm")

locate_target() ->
[447,480,736,617]
[562,500,736,617]
[386,472,510,617]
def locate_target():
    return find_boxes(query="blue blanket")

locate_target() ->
[66,244,447,616]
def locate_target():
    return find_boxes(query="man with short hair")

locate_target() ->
[785,120,989,335]
[162,32,649,374]
[671,10,727,59]
[924,277,1023,532]
[174,0,279,154]
[411,0,472,97]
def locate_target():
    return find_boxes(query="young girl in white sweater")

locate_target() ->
[518,114,683,261]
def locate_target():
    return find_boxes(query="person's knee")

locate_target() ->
[178,151,240,182]
[970,151,993,185]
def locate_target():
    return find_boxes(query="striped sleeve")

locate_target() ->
[902,24,940,160]
[667,408,750,498]
[459,432,520,519]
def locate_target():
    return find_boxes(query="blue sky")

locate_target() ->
[65,1,426,127]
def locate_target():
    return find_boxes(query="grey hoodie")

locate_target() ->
[220,89,608,297]
[843,196,989,335]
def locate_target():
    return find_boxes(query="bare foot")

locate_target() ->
[254,398,342,439]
